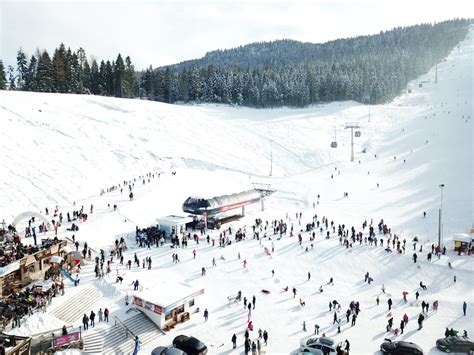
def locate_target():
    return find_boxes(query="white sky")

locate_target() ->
[0,0,472,70]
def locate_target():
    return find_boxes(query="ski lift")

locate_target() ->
[331,142,338,148]
[355,131,361,137]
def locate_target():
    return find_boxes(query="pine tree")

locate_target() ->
[82,60,91,94]
[52,43,67,92]
[99,60,107,95]
[124,56,136,98]
[16,48,28,90]
[36,50,54,92]
[8,65,16,90]
[114,54,125,98]
[105,60,114,96]
[0,60,6,90]
[90,59,100,94]
[25,55,38,91]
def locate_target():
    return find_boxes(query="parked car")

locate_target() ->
[436,336,474,353]
[151,346,187,355]
[300,336,336,354]
[380,339,423,354]
[173,335,208,355]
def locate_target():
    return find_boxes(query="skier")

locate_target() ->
[293,287,297,298]
[263,330,268,345]
[388,298,393,311]
[463,301,467,316]
[231,334,237,349]
[400,319,405,334]
[204,308,209,321]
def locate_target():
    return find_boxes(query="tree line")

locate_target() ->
[0,44,136,98]
[0,19,471,108]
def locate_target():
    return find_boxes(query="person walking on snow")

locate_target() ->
[463,301,467,316]
[82,314,89,330]
[98,308,103,322]
[133,336,139,355]
[231,334,237,349]
[204,308,209,321]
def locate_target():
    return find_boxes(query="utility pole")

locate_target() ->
[344,122,360,162]
[438,184,445,248]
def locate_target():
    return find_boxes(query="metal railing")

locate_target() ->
[113,315,143,344]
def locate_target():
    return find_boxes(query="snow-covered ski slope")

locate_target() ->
[0,26,473,355]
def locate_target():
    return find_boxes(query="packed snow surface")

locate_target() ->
[0,27,472,355]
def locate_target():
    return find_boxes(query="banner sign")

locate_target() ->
[53,332,80,347]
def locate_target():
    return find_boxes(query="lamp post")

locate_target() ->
[438,184,445,248]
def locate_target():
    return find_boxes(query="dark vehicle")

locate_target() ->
[173,335,208,355]
[380,339,423,354]
[436,336,474,353]
[151,346,187,355]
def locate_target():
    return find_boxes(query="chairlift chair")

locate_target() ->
[331,142,338,148]
[355,131,361,137]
